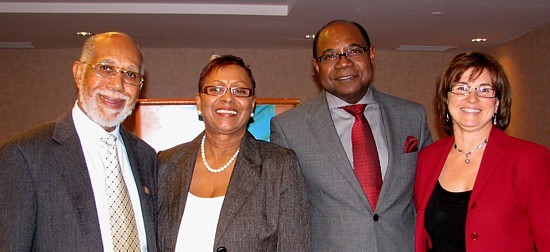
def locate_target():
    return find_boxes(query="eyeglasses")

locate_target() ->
[315,46,369,63]
[449,84,496,98]
[84,62,143,86]
[201,86,254,97]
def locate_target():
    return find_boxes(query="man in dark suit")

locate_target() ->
[270,20,432,251]
[0,32,157,251]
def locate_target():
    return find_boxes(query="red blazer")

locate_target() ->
[414,127,550,252]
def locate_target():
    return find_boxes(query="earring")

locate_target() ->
[445,113,450,122]
[250,112,254,118]
[197,110,203,121]
[493,113,497,125]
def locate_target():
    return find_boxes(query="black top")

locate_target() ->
[425,181,471,252]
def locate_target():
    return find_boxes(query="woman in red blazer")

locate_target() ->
[414,52,550,252]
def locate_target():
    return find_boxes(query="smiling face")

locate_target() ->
[448,68,499,135]
[196,64,256,137]
[72,33,143,131]
[313,21,375,104]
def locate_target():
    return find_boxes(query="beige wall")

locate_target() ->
[482,25,550,147]
[1,24,549,146]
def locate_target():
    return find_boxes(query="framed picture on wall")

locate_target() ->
[124,98,299,151]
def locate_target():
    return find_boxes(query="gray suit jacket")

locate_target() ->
[0,113,158,252]
[157,132,310,251]
[270,88,432,252]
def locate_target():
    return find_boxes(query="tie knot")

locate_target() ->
[101,134,117,146]
[341,104,367,116]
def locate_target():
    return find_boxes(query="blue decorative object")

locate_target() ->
[248,105,275,141]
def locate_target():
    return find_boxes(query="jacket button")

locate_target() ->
[471,232,479,241]
[217,247,227,252]
[471,202,477,209]
[373,214,379,221]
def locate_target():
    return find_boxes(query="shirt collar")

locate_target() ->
[326,86,375,109]
[72,101,121,144]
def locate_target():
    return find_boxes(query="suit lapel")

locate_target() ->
[470,127,506,203]
[120,129,143,191]
[306,92,368,203]
[374,90,403,203]
[52,113,103,250]
[215,132,261,243]
[421,139,453,209]
[120,128,156,250]
[163,134,199,249]
[120,130,147,203]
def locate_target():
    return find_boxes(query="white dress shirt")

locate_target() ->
[72,103,148,252]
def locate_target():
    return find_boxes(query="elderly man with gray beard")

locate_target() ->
[0,32,157,252]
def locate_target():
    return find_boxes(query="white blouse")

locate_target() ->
[174,193,225,251]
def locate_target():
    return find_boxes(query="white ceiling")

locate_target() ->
[1,0,550,52]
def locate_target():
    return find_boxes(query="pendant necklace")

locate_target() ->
[453,138,488,164]
[201,135,240,173]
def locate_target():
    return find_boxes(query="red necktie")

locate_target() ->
[341,104,383,211]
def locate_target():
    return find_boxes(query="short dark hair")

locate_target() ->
[436,52,512,135]
[198,54,256,92]
[312,20,371,58]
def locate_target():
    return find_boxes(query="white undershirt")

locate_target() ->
[72,103,148,252]
[175,193,225,252]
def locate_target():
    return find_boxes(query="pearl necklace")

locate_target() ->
[201,135,240,173]
[453,138,488,164]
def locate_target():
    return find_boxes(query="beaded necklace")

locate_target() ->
[201,135,240,173]
[453,139,488,164]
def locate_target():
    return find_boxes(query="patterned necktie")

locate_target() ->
[101,134,140,252]
[341,104,383,211]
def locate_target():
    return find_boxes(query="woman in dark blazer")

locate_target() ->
[414,52,550,252]
[157,55,310,251]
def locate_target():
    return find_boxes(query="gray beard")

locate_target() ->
[78,89,135,129]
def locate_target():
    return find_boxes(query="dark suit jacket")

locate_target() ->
[270,88,432,251]
[414,126,550,252]
[0,113,158,251]
[157,132,310,251]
